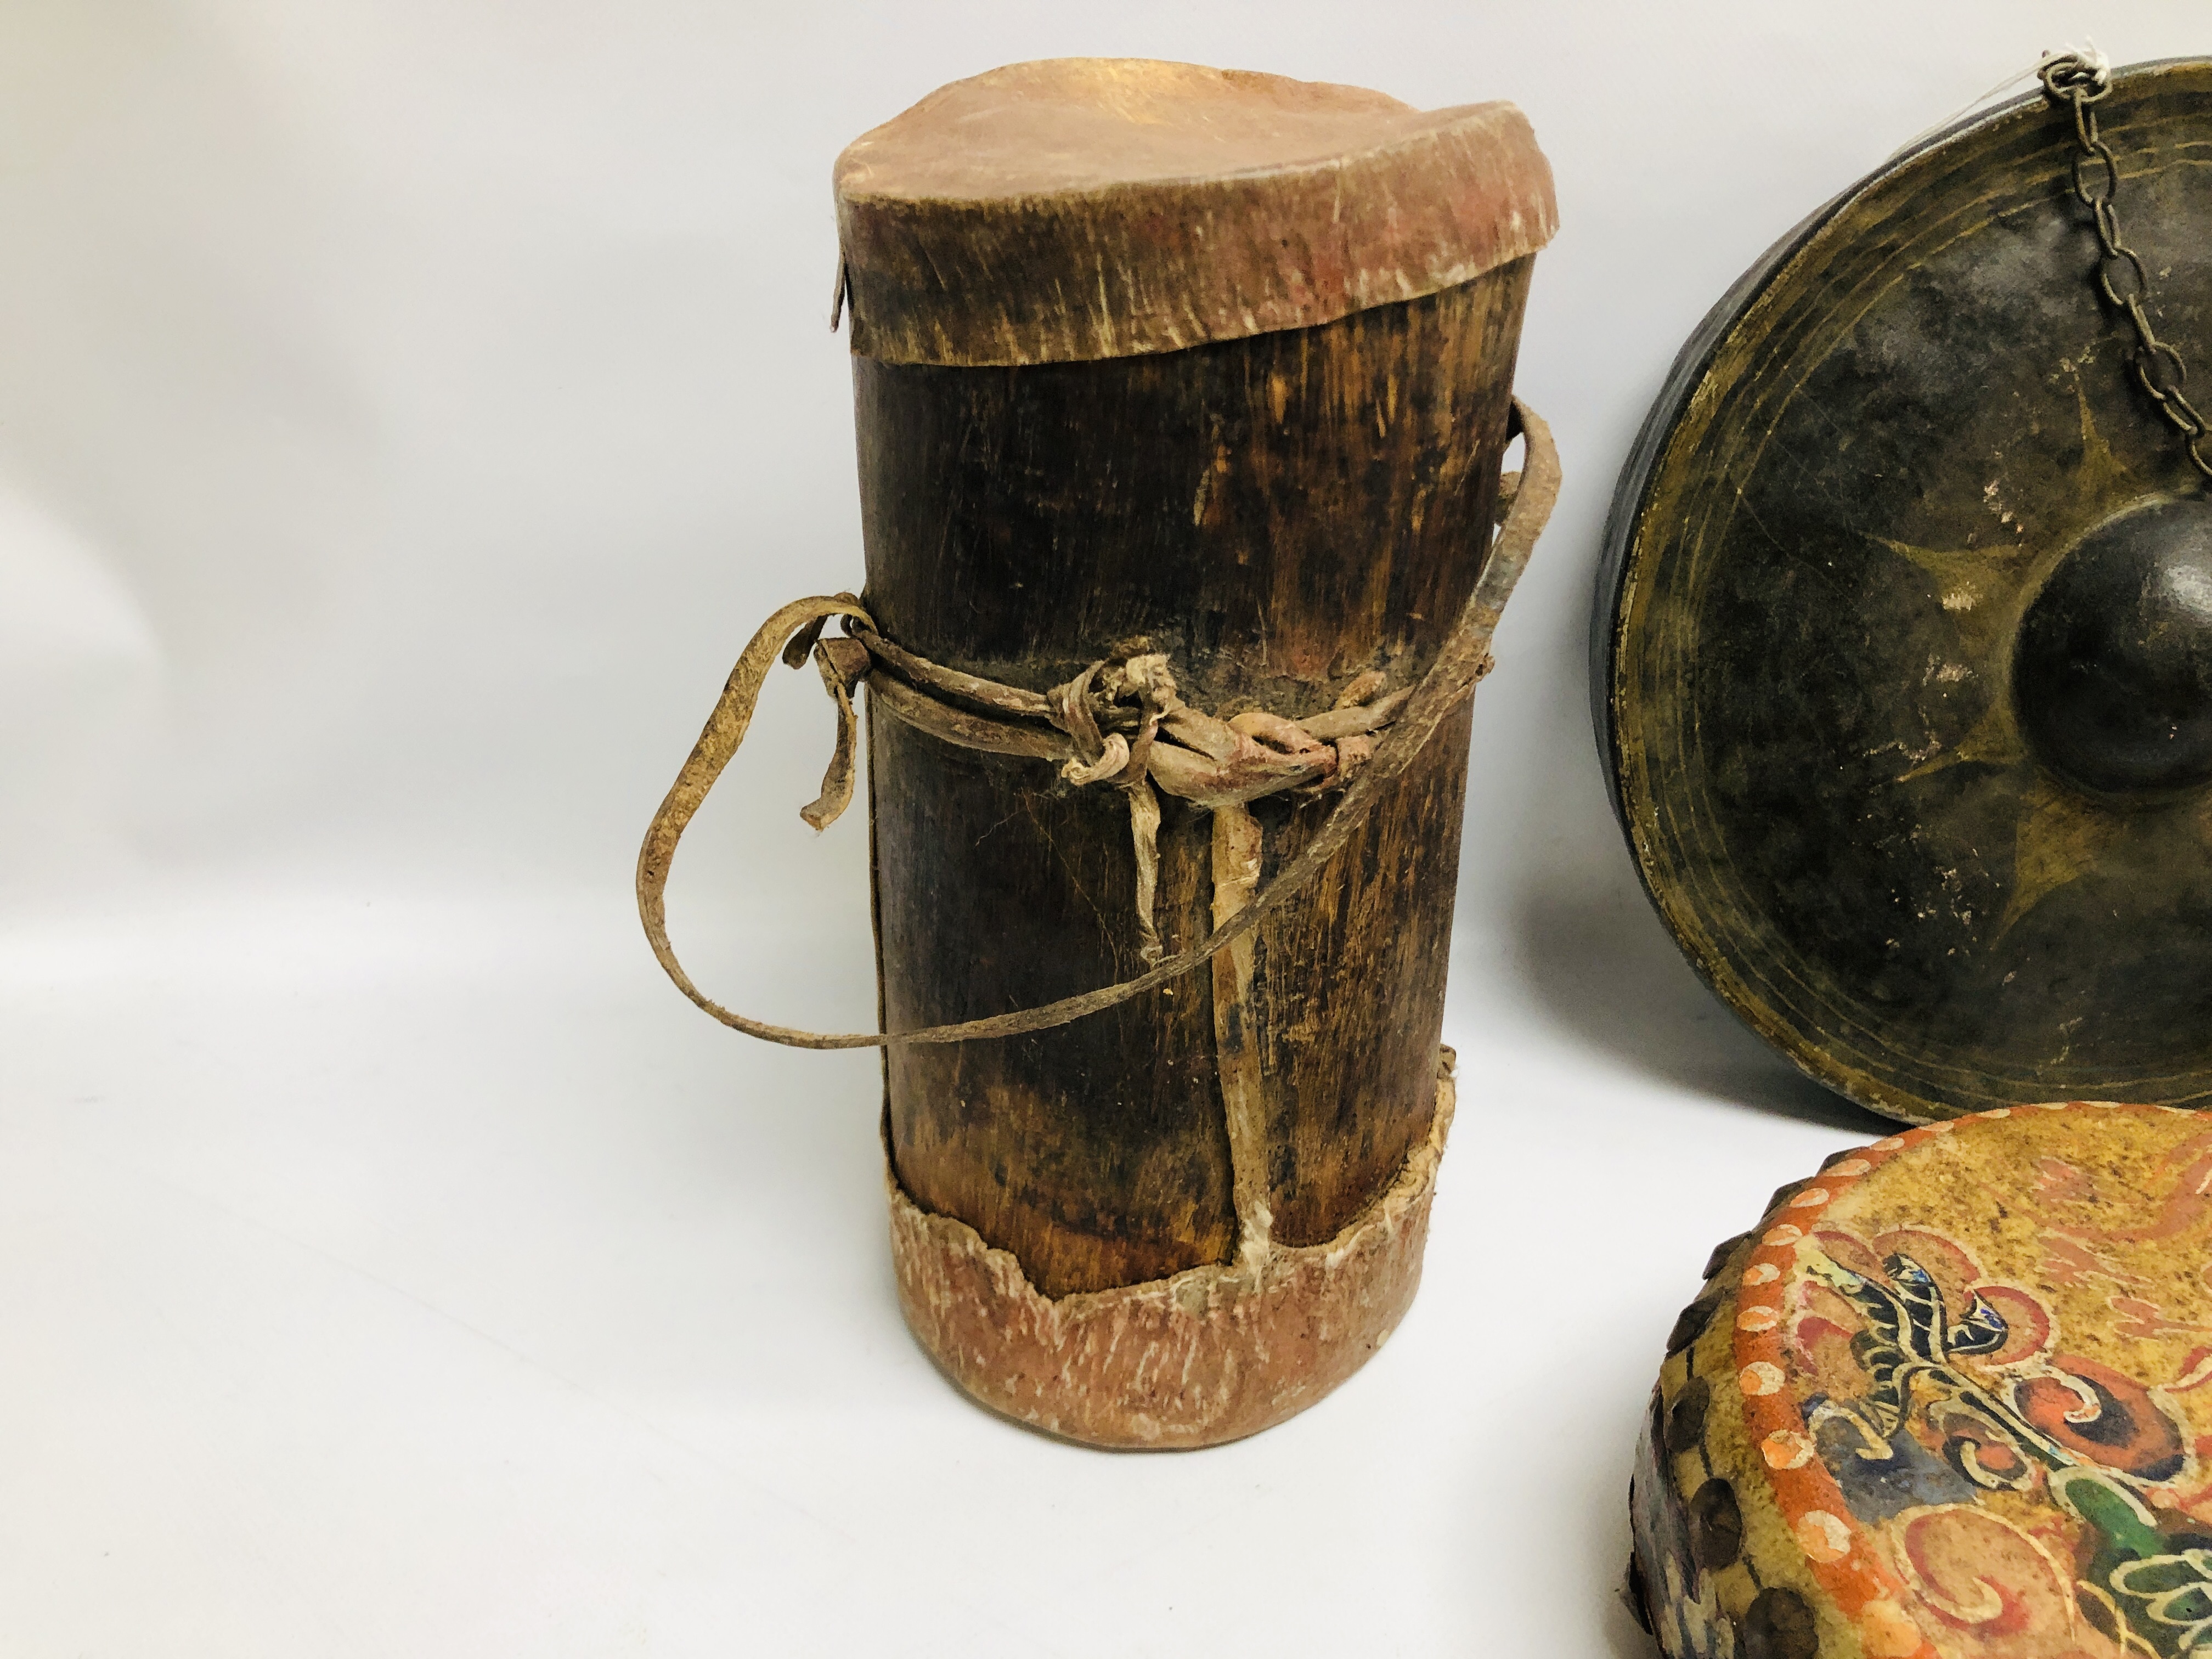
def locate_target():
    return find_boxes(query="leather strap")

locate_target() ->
[635,398,1559,1049]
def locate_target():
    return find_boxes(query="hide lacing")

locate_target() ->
[636,398,1558,1051]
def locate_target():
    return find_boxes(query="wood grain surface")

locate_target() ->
[860,264,1531,1295]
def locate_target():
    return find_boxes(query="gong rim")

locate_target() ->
[1595,57,2212,1122]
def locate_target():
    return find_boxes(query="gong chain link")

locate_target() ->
[2040,53,2212,483]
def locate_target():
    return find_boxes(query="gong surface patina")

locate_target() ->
[1633,1103,2212,1659]
[1596,59,2212,1121]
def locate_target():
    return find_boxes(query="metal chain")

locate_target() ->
[2039,52,2212,483]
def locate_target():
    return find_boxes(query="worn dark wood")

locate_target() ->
[861,266,1530,1296]
[1596,58,2212,1122]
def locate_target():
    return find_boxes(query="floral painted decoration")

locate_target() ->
[1634,1104,2212,1658]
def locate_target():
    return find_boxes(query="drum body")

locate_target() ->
[836,59,1555,1446]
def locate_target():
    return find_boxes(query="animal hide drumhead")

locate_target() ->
[1596,58,2212,1122]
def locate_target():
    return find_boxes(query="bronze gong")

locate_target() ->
[1595,57,2212,1122]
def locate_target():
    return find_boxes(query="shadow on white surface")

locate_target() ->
[1510,877,1900,1137]
[1605,1582,1665,1659]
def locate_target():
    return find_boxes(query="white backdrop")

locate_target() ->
[4,4,2203,1654]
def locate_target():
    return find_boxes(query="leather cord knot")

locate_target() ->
[634,397,1558,1050]
[1043,647,1186,962]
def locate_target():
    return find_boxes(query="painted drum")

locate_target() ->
[1632,1103,2212,1658]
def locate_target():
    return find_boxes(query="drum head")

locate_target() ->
[1596,58,2212,1121]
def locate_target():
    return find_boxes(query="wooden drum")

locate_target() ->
[640,58,1557,1449]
